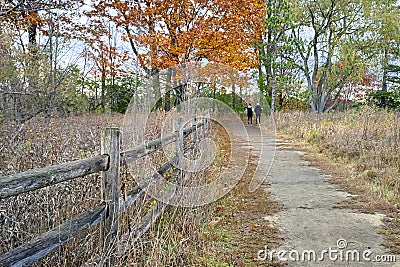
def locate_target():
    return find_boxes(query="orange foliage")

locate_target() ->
[0,1,84,37]
[85,0,265,72]
[85,43,131,79]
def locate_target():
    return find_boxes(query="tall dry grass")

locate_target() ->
[275,107,400,209]
[0,113,221,266]
[0,113,122,265]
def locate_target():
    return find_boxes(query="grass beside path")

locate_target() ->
[198,125,284,267]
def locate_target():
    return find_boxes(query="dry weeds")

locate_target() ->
[0,113,224,266]
[0,113,122,265]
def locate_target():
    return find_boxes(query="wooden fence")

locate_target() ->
[0,113,210,266]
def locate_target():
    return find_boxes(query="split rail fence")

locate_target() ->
[0,113,210,266]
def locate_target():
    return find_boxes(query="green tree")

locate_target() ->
[366,1,400,92]
[59,67,90,114]
[107,77,139,113]
[291,0,367,113]
[256,0,298,116]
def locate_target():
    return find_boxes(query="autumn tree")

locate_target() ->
[83,36,131,111]
[85,0,264,70]
[192,62,251,109]
[0,0,86,121]
[83,0,264,111]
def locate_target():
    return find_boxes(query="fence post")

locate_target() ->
[193,117,198,147]
[100,127,120,265]
[202,116,206,139]
[203,111,209,139]
[177,118,184,178]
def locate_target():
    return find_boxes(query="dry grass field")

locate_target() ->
[2,107,398,265]
[0,113,228,266]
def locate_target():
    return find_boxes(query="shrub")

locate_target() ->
[367,90,400,111]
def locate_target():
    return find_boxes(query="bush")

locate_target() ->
[367,90,400,111]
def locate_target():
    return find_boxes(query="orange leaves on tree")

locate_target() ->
[1,1,84,39]
[23,11,43,26]
[85,0,265,72]
[177,61,252,90]
[86,42,131,79]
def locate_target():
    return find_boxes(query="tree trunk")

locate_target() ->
[101,71,106,112]
[27,12,38,55]
[164,68,171,111]
[271,76,275,117]
[382,47,389,92]
[270,40,278,117]
[232,84,236,108]
[152,70,161,109]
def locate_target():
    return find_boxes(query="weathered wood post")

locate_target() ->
[100,127,120,265]
[203,111,209,139]
[193,117,198,148]
[177,118,184,180]
[206,110,210,136]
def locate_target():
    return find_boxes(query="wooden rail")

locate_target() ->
[0,155,109,198]
[0,114,209,267]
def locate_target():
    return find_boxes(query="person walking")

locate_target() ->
[255,103,262,124]
[246,103,253,124]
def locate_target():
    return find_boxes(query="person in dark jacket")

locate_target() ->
[246,104,253,124]
[255,103,262,124]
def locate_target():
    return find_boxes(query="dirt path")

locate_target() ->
[256,129,400,266]
[205,122,399,266]
[202,122,282,266]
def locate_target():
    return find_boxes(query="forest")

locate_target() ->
[1,0,399,120]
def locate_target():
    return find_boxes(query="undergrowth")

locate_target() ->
[0,113,224,266]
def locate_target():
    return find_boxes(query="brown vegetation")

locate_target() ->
[0,113,226,265]
[0,114,122,265]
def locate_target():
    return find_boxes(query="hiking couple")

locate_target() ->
[246,103,262,125]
